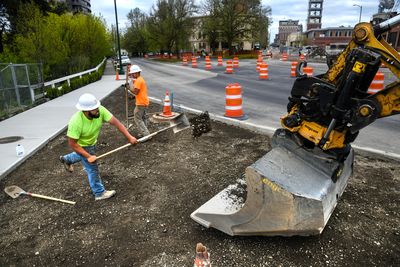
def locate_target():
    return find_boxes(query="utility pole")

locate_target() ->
[114,0,124,75]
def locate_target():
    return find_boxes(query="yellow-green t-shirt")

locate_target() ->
[67,105,113,147]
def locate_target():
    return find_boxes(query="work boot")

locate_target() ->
[59,156,73,173]
[95,190,116,201]
[194,243,211,267]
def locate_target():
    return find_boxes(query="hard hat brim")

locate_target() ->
[75,100,101,111]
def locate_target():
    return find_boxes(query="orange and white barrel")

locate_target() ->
[226,60,233,74]
[217,56,223,66]
[233,57,239,68]
[368,72,385,94]
[225,83,246,119]
[256,55,263,72]
[303,66,313,76]
[291,62,298,77]
[259,62,269,80]
[182,56,188,66]
[191,56,197,68]
[205,56,212,70]
[281,53,288,61]
[300,54,305,61]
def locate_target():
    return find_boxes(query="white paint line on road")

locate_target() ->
[150,96,400,161]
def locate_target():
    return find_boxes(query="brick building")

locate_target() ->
[304,26,353,47]
[277,20,303,46]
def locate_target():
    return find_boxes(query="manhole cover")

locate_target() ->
[0,136,24,144]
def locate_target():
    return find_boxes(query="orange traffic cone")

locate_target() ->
[161,91,174,117]
[368,71,385,94]
[115,68,120,80]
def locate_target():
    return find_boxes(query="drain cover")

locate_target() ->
[0,136,24,144]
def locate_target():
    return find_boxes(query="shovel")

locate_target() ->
[93,113,190,162]
[4,185,76,205]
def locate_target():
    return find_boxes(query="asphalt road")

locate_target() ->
[132,57,400,157]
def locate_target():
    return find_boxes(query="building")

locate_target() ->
[54,0,91,14]
[372,11,400,51]
[305,26,352,47]
[307,0,323,30]
[278,20,303,46]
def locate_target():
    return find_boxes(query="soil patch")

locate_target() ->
[0,87,399,266]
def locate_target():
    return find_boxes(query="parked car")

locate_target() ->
[114,55,131,67]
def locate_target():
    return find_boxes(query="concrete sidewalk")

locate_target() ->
[0,74,123,180]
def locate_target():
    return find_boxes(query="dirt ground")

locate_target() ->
[0,87,399,267]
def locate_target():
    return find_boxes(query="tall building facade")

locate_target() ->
[307,0,323,30]
[54,0,91,14]
[278,20,303,46]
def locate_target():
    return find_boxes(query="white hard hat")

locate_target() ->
[129,65,142,74]
[76,93,101,111]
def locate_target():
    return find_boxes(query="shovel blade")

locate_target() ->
[170,113,190,133]
[4,185,25,199]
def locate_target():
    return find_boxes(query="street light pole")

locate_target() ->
[114,0,124,75]
[353,4,362,23]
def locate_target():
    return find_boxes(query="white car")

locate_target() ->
[114,55,131,67]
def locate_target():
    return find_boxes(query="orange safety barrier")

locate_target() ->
[368,71,385,94]
[217,56,223,66]
[259,62,269,80]
[191,56,197,68]
[226,60,233,74]
[161,91,174,117]
[300,54,305,61]
[291,62,298,77]
[115,68,120,80]
[225,83,246,119]
[303,66,313,76]
[233,57,239,68]
[182,56,188,66]
[256,55,263,72]
[205,56,212,70]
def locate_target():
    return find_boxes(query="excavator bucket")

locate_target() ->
[191,129,354,236]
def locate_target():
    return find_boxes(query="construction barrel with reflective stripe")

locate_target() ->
[191,56,197,68]
[256,55,263,72]
[259,62,269,80]
[291,62,298,77]
[182,56,188,66]
[226,60,233,74]
[205,56,212,70]
[368,71,385,94]
[303,66,313,76]
[218,56,223,66]
[300,54,305,61]
[281,53,288,61]
[233,57,239,68]
[225,83,247,119]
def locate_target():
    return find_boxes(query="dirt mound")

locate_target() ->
[0,87,398,266]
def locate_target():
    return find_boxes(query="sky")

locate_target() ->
[91,0,389,43]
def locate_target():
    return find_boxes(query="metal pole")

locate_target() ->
[114,0,124,75]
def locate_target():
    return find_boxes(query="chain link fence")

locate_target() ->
[0,63,44,118]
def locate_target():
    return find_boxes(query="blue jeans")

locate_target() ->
[62,145,105,197]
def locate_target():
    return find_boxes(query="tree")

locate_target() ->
[201,0,271,55]
[146,0,197,57]
[123,8,149,56]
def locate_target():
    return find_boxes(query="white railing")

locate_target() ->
[43,57,107,88]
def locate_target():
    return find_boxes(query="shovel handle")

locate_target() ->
[95,123,181,161]
[27,192,76,205]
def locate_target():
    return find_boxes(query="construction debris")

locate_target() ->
[189,111,211,138]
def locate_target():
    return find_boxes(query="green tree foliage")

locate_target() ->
[145,0,197,57]
[201,0,271,54]
[1,1,111,80]
[122,8,149,56]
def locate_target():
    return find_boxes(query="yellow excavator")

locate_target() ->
[191,15,400,236]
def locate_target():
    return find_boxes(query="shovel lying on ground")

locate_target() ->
[93,113,192,162]
[4,185,76,205]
